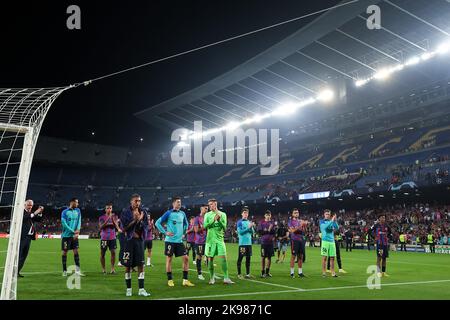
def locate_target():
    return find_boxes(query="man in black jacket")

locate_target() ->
[18,199,44,277]
[345,229,353,252]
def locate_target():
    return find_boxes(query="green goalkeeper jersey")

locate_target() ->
[204,210,227,244]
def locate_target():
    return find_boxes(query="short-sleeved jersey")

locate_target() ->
[145,214,154,241]
[61,208,81,238]
[288,218,304,241]
[371,223,391,245]
[194,215,206,244]
[320,219,338,242]
[186,222,196,242]
[204,210,227,244]
[99,214,117,240]
[155,209,188,244]
[258,220,275,245]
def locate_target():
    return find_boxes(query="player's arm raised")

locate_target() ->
[31,206,44,222]
[112,215,122,232]
[218,212,227,230]
[204,213,215,230]
[237,220,248,236]
[193,217,199,233]
[121,209,138,232]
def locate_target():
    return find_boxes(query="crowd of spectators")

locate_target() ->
[221,203,450,247]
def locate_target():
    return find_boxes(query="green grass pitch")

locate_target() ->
[1,239,450,300]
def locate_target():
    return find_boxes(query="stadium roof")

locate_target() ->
[135,0,450,132]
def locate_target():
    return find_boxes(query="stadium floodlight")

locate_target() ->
[405,56,420,66]
[185,94,326,140]
[355,40,450,87]
[355,79,369,87]
[436,42,450,54]
[421,52,434,61]
[317,89,334,102]
[224,121,240,131]
[272,103,298,116]
[373,68,392,80]
[0,86,71,300]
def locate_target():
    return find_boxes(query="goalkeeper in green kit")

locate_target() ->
[204,199,234,285]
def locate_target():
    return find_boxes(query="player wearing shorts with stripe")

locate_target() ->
[61,198,83,277]
[193,204,208,280]
[371,214,392,278]
[204,199,234,285]
[186,216,196,265]
[257,210,275,278]
[98,203,121,274]
[320,209,339,278]
[120,194,151,297]
[288,208,307,278]
[155,196,195,287]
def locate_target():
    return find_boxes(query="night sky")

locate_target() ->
[0,0,339,150]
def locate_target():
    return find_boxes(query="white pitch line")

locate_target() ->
[21,271,62,275]
[344,257,450,268]
[159,279,450,300]
[243,278,304,291]
[186,268,303,291]
[304,279,450,292]
[158,289,299,300]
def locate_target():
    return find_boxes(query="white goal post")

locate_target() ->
[0,87,72,300]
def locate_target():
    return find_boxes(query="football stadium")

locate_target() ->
[1,0,450,305]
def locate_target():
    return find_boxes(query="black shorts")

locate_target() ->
[165,242,187,257]
[186,241,195,251]
[144,240,153,250]
[238,245,252,258]
[260,243,274,258]
[61,237,79,251]
[100,239,117,253]
[376,244,389,259]
[195,243,205,256]
[291,240,304,256]
[121,238,145,268]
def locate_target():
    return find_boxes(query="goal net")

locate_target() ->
[0,87,70,300]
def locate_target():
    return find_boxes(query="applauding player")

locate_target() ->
[288,208,307,278]
[204,199,234,285]
[258,210,275,278]
[194,204,208,280]
[236,207,255,279]
[98,203,121,274]
[120,194,151,297]
[155,197,195,287]
[371,214,392,278]
[320,209,339,278]
[186,216,196,266]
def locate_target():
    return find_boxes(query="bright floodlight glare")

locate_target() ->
[272,103,298,116]
[355,79,368,87]
[317,89,334,102]
[373,68,392,80]
[436,42,450,54]
[405,56,420,66]
[225,121,240,131]
[421,52,433,61]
